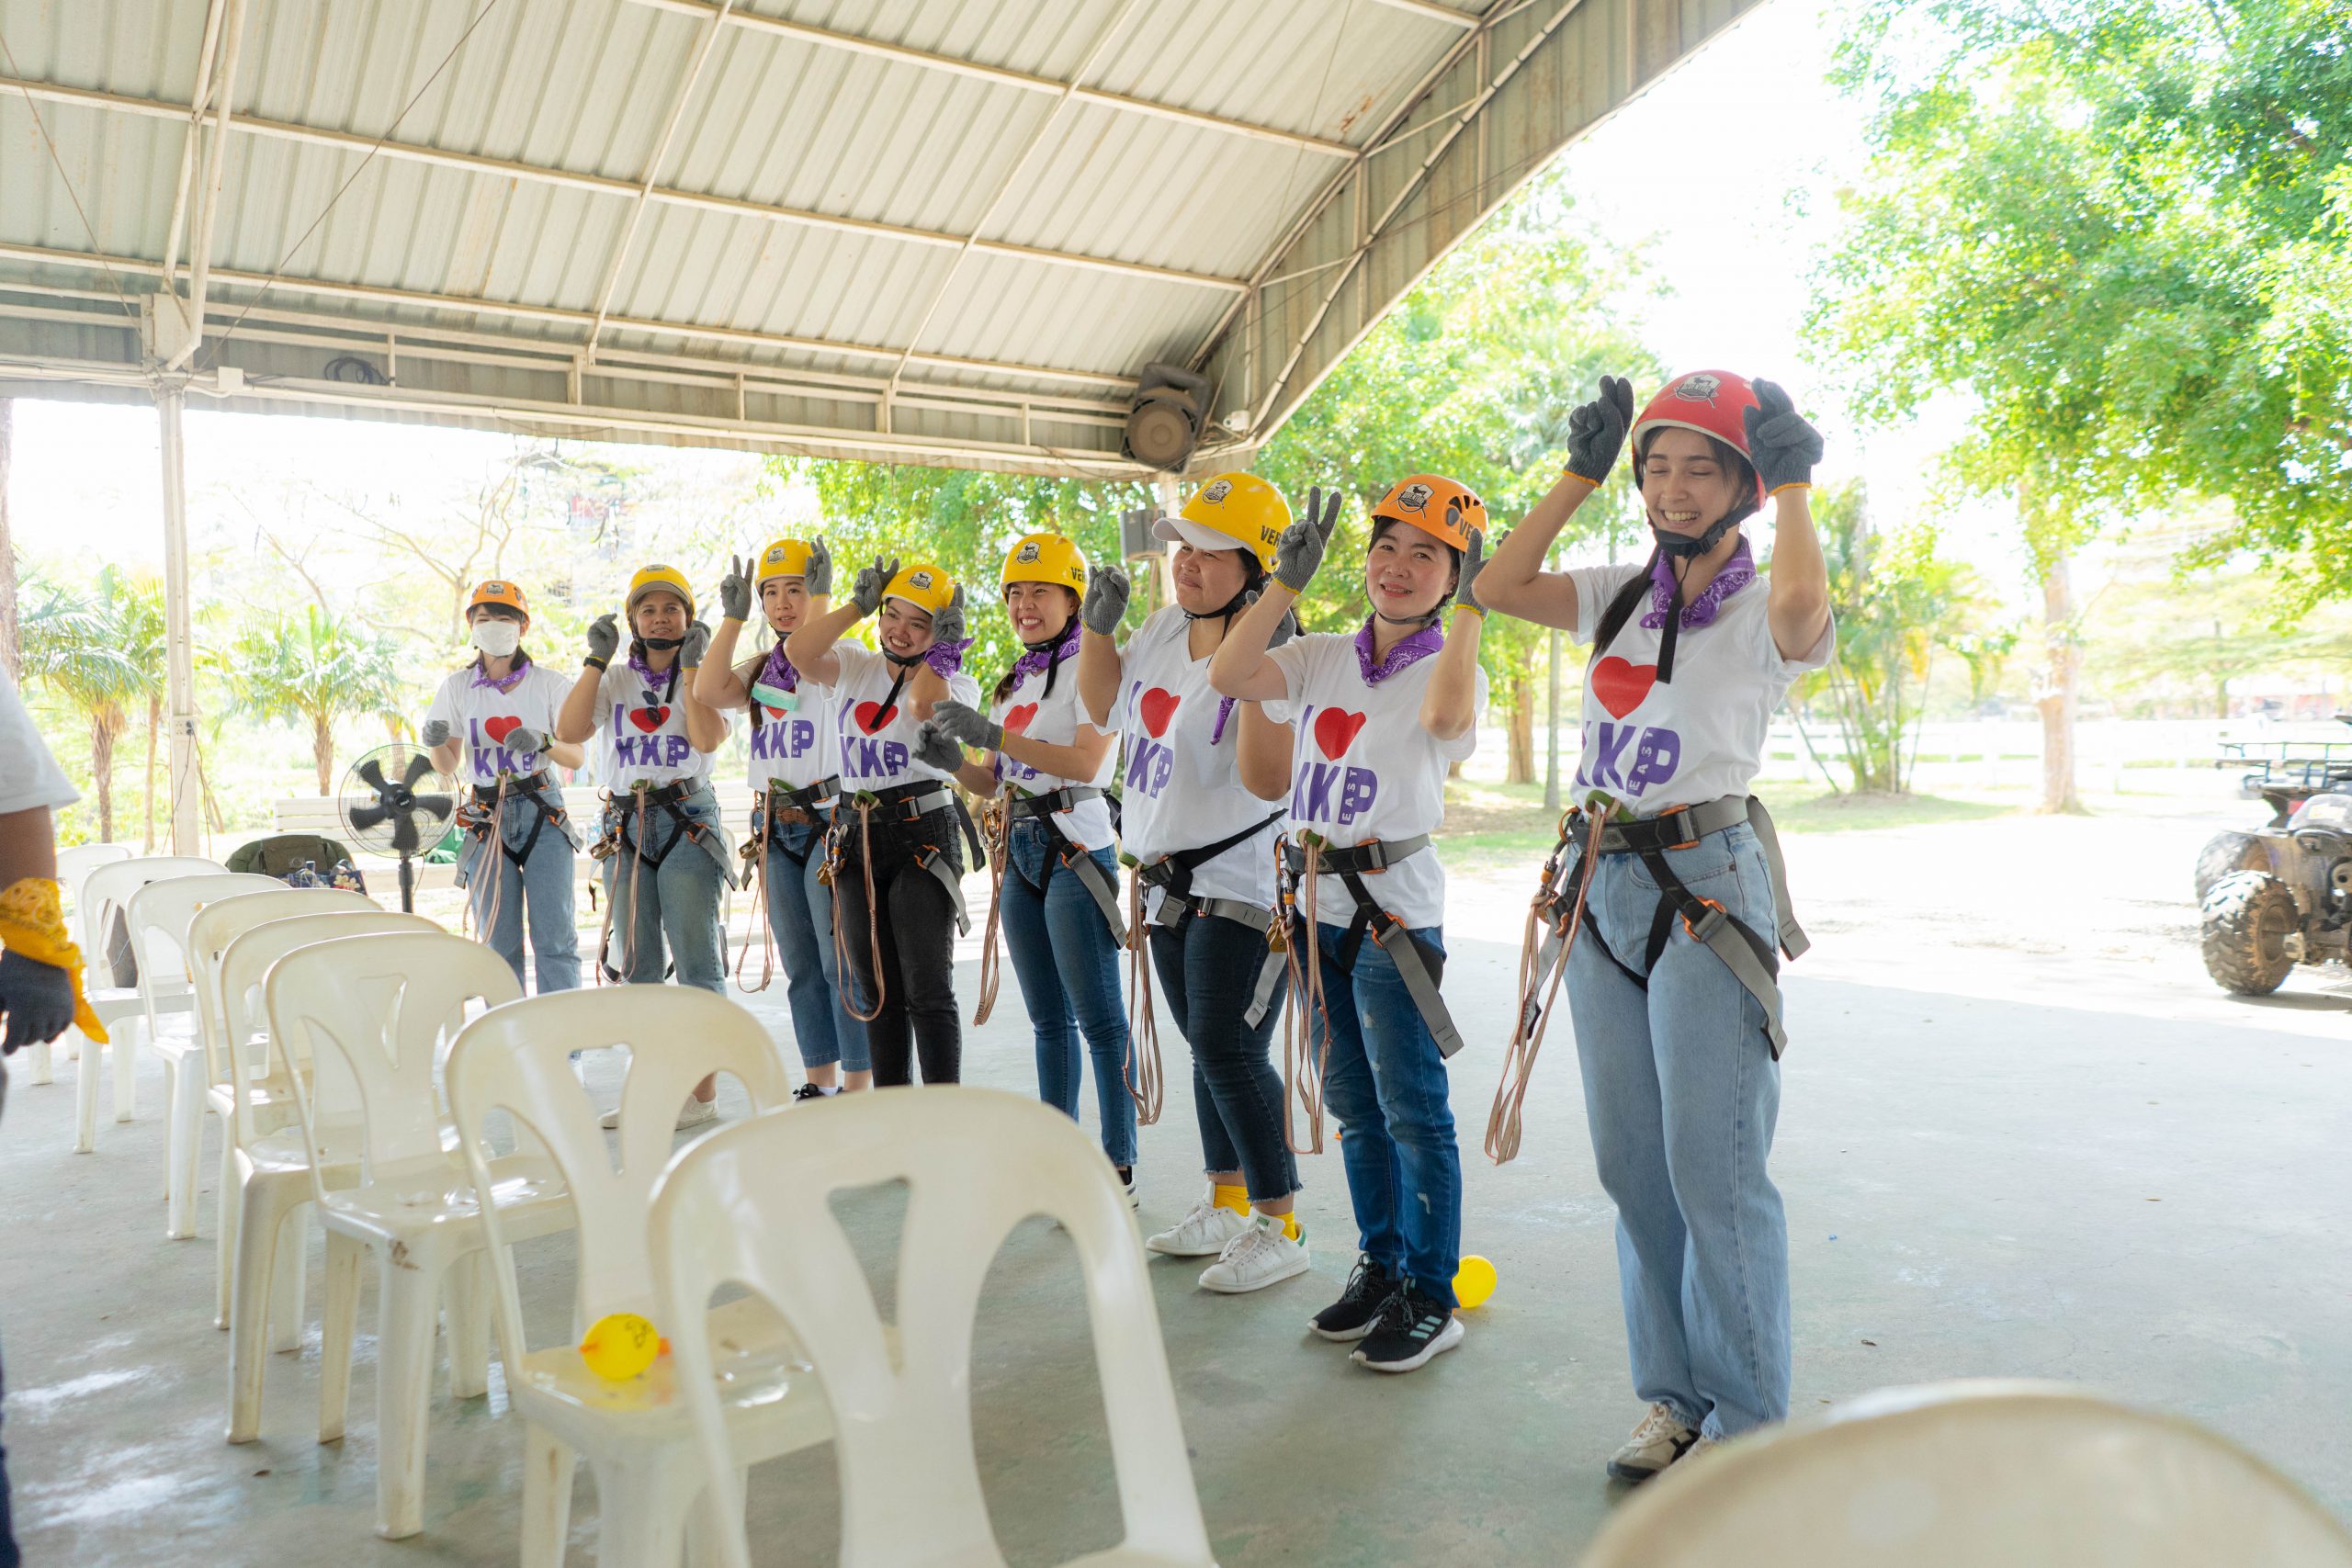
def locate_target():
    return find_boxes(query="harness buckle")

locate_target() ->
[1662,807,1702,852]
[1682,896,1728,943]
[1352,836,1393,874]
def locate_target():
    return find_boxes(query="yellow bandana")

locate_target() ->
[0,877,107,1043]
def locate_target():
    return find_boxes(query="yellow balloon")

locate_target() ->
[1453,1255,1498,1310]
[579,1312,662,1382]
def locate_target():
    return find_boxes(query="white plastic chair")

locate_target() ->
[24,842,132,1084]
[1578,1381,2352,1568]
[120,874,292,1220]
[217,910,447,1444]
[651,1085,1216,1568]
[268,931,569,1538]
[68,854,226,1147]
[447,986,817,1566]
[178,886,382,1249]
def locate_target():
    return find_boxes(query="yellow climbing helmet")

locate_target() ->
[1000,533,1087,595]
[1153,471,1289,570]
[754,538,815,587]
[882,562,956,617]
[626,564,695,619]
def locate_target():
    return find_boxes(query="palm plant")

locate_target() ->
[19,570,162,841]
[229,606,411,795]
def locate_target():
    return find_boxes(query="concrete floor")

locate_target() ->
[5,812,2349,1564]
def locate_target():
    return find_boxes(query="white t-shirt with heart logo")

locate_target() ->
[425,659,575,787]
[737,652,838,796]
[1093,607,1283,916]
[590,658,724,789]
[1566,559,1833,816]
[989,655,1117,852]
[1262,628,1486,930]
[820,643,982,793]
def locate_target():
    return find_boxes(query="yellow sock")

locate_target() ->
[1274,1211,1301,1241]
[1213,1183,1250,1217]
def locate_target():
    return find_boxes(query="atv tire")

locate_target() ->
[2194,830,2270,902]
[2199,871,2299,996]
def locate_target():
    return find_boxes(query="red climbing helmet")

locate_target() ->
[1629,370,1766,503]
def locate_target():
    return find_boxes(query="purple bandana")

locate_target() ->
[1643,538,1756,631]
[1009,621,1080,685]
[922,637,971,679]
[1355,615,1445,686]
[470,649,531,694]
[759,640,798,694]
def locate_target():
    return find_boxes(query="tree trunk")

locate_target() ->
[90,710,117,842]
[1505,671,1534,786]
[143,694,161,852]
[2036,547,2083,813]
[313,713,335,795]
[0,398,17,680]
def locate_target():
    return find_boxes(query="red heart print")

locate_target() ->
[1591,658,1657,719]
[629,706,670,733]
[1312,708,1368,761]
[1003,704,1038,735]
[1137,687,1181,739]
[762,704,787,721]
[483,716,521,743]
[854,701,898,735]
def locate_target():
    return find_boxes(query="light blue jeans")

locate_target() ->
[1001,817,1136,1168]
[601,784,729,994]
[1566,820,1791,1438]
[458,781,581,993]
[764,818,869,1074]
[1314,919,1461,1309]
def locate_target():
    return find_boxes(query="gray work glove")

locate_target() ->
[680,621,712,668]
[503,727,548,756]
[1563,375,1635,486]
[805,536,835,597]
[1243,589,1298,647]
[1272,485,1342,594]
[585,613,620,666]
[718,555,753,622]
[1743,378,1824,495]
[928,698,1002,753]
[0,949,76,1054]
[852,555,899,617]
[420,718,452,749]
[1081,564,1130,636]
[1454,522,1488,611]
[930,585,967,649]
[911,720,966,773]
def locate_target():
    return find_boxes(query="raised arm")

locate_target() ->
[693,553,754,710]
[1236,705,1295,802]
[779,539,864,689]
[1744,379,1831,660]
[1209,490,1337,702]
[677,623,728,753]
[1422,534,1487,741]
[1475,376,1634,631]
[554,614,617,745]
[1074,564,1129,729]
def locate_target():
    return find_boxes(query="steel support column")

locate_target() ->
[154,378,201,853]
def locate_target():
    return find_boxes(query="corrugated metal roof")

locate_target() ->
[0,0,1761,476]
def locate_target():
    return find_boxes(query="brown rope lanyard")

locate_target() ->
[1120,870,1164,1125]
[828,797,888,1024]
[968,797,1010,1025]
[731,792,776,994]
[467,773,511,944]
[1485,809,1609,1166]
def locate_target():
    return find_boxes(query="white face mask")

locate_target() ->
[469,620,522,658]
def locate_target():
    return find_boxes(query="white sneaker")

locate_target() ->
[1606,1403,1699,1483]
[1118,1167,1138,1211]
[1198,1212,1310,1294]
[1147,1189,1250,1258]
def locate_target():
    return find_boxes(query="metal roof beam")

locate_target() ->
[0,75,1248,294]
[1364,0,1484,25]
[619,0,1359,157]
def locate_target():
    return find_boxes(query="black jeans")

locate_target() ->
[1149,907,1297,1204]
[834,810,964,1087]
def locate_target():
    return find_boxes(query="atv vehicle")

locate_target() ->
[2199,728,2352,994]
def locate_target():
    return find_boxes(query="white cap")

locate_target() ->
[1151,514,1249,556]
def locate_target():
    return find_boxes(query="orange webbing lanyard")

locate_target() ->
[1121,871,1164,1125]
[1279,836,1339,1156]
[828,798,888,1023]
[1486,809,1609,1165]
[968,797,1010,1025]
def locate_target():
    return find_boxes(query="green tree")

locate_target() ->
[1811,0,2352,810]
[19,568,164,842]
[229,607,412,795]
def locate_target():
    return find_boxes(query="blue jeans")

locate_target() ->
[1149,908,1295,1204]
[601,784,729,994]
[458,782,581,993]
[1566,820,1790,1438]
[764,820,868,1074]
[1001,818,1136,1168]
[1314,919,1461,1308]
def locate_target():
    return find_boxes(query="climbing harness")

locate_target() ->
[1485,794,1809,1165]
[1134,809,1289,1030]
[826,779,982,1022]
[1281,834,1464,1057]
[455,771,570,947]
[732,778,838,993]
[1005,787,1127,944]
[594,777,735,984]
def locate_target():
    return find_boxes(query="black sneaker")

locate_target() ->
[1350,1282,1464,1373]
[1308,1255,1397,1342]
[792,1083,829,1103]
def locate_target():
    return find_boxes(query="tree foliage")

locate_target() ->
[18,567,163,840]
[229,606,410,795]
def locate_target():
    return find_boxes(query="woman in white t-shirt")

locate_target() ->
[1069,475,1307,1292]
[422,579,587,993]
[1474,370,1831,1482]
[1209,473,1490,1376]
[554,564,734,1128]
[784,556,980,1088]
[694,538,870,1100]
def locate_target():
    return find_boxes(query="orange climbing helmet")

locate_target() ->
[1370,474,1487,552]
